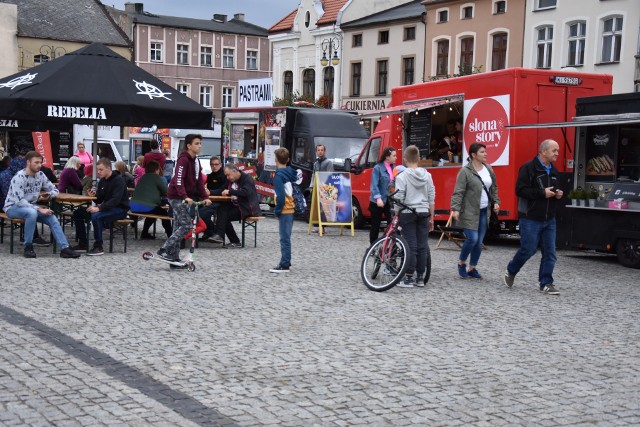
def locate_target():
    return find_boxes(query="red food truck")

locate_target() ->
[351,68,612,231]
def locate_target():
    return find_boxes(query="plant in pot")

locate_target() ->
[573,188,586,206]
[567,189,580,206]
[587,187,598,207]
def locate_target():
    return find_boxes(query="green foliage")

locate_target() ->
[427,65,484,81]
[588,187,599,199]
[273,90,320,108]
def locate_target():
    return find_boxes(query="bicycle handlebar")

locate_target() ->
[388,190,417,214]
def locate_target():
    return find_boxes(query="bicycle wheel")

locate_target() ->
[361,235,409,292]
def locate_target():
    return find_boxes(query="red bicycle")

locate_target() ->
[360,195,431,291]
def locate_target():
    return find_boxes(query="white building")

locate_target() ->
[522,0,640,94]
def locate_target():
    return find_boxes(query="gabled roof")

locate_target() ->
[342,0,425,29]
[317,0,350,25]
[126,10,268,37]
[1,0,129,46]
[269,7,298,33]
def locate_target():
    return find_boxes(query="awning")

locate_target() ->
[359,94,463,119]
[507,113,640,129]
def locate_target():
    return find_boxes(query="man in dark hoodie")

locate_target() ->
[209,163,261,248]
[200,156,227,241]
[157,134,211,266]
[143,140,166,171]
[504,139,564,295]
[393,145,435,288]
[270,148,297,273]
[73,158,129,255]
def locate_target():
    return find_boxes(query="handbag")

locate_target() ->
[474,173,499,227]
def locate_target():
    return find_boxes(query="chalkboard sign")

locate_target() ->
[408,109,431,158]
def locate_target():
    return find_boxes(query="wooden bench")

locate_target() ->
[127,211,173,239]
[109,219,134,253]
[241,216,265,248]
[0,212,25,254]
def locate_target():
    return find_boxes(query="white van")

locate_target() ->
[80,138,132,165]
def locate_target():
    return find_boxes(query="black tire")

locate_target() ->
[187,263,196,272]
[361,235,409,292]
[142,251,152,261]
[352,197,365,229]
[616,239,640,269]
[423,245,432,284]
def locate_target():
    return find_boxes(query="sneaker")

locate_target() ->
[72,241,88,251]
[87,246,104,256]
[458,264,469,279]
[139,233,156,240]
[60,247,81,259]
[24,245,36,258]
[540,284,560,295]
[157,248,178,262]
[226,242,242,249]
[270,265,290,273]
[503,270,515,288]
[397,275,415,288]
[32,237,51,247]
[467,269,483,279]
[209,234,224,244]
[415,275,425,287]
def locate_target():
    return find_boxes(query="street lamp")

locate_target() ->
[320,37,340,67]
[39,45,66,61]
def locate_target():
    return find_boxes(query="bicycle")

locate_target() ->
[360,194,432,292]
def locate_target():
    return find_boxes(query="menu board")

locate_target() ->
[408,109,431,157]
[263,127,280,171]
[585,126,617,181]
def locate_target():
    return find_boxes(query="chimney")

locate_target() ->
[124,2,144,13]
[213,14,227,23]
[233,13,245,22]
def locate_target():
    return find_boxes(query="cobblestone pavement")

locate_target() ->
[0,218,638,426]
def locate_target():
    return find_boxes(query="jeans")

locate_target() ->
[162,199,193,257]
[75,207,127,248]
[507,217,557,286]
[277,213,294,268]
[369,201,391,245]
[399,212,430,276]
[459,207,488,266]
[6,206,70,249]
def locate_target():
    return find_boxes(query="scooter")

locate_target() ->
[142,200,205,272]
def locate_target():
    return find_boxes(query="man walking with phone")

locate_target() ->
[503,139,564,295]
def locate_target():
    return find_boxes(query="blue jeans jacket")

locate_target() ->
[369,162,392,204]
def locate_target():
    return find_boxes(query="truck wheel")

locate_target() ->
[616,239,640,269]
[352,198,365,229]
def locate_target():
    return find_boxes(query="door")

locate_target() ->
[352,135,383,218]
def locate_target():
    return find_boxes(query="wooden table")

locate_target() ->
[210,195,232,202]
[50,193,97,253]
[53,193,96,204]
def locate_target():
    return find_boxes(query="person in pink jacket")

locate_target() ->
[73,142,93,168]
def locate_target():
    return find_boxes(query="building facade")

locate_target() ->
[108,3,270,120]
[0,3,18,78]
[423,0,525,79]
[522,0,639,94]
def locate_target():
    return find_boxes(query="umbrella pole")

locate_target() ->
[92,121,98,182]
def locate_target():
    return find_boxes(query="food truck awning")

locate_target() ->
[507,113,640,129]
[359,94,464,119]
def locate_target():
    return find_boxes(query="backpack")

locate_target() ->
[292,183,307,216]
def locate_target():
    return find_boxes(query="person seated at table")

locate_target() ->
[41,164,58,184]
[74,141,93,168]
[209,163,261,248]
[80,164,94,195]
[115,161,135,188]
[72,158,129,255]
[57,156,83,194]
[143,140,166,171]
[200,156,227,241]
[3,151,81,258]
[130,160,172,240]
[133,155,145,186]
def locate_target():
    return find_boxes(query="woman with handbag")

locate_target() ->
[450,143,500,279]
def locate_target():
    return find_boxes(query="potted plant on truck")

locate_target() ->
[587,187,598,207]
[568,188,585,206]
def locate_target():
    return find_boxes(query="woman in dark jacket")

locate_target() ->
[368,147,397,245]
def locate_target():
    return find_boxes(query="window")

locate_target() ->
[305,11,310,28]
[246,50,257,70]
[567,22,586,66]
[34,54,49,64]
[302,69,315,99]
[462,6,473,19]
[323,66,334,98]
[495,1,506,14]
[536,26,553,69]
[601,16,623,63]
[177,84,189,97]
[353,34,362,47]
[200,46,212,67]
[436,40,449,76]
[351,62,361,96]
[223,48,234,68]
[536,0,556,9]
[403,57,415,86]
[492,33,508,70]
[376,60,388,95]
[378,30,389,44]
[438,10,449,23]
[150,42,163,62]
[283,71,293,99]
[199,86,212,108]
[222,87,234,108]
[459,37,474,74]
[404,26,416,41]
[177,44,189,65]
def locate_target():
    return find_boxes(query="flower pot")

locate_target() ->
[588,199,596,208]
[571,199,578,206]
[579,199,586,207]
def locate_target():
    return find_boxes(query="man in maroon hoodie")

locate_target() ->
[156,134,211,268]
[143,140,166,172]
